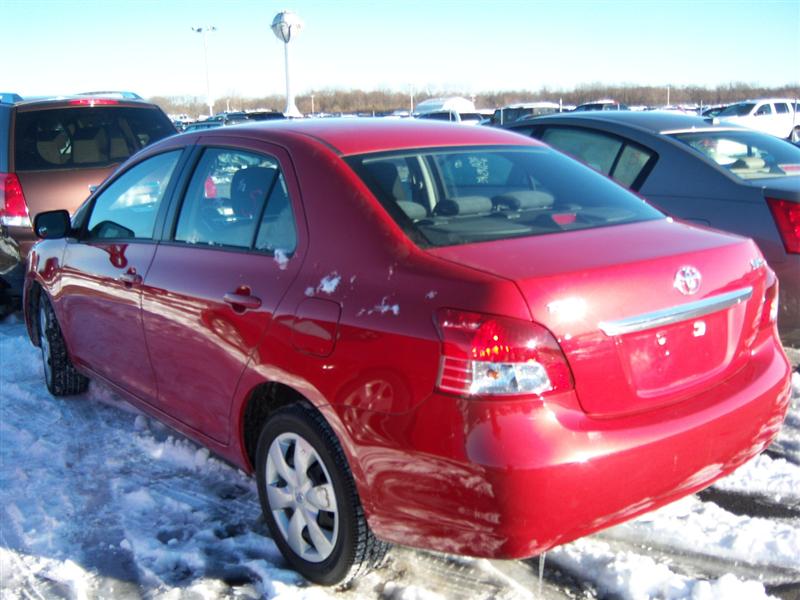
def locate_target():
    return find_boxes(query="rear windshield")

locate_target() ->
[346,146,663,248]
[14,106,174,171]
[669,130,800,180]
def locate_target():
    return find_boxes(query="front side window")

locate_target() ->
[669,130,800,180]
[85,150,181,240]
[174,148,297,254]
[755,104,773,116]
[540,127,656,189]
[347,146,663,248]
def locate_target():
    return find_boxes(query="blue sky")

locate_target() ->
[3,0,799,100]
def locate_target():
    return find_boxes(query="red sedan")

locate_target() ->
[23,119,792,585]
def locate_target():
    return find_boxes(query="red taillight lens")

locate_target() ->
[68,98,119,106]
[434,308,574,397]
[0,172,31,227]
[766,197,800,254]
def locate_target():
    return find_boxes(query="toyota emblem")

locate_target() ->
[674,266,702,296]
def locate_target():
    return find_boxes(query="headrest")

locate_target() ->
[231,167,276,202]
[435,195,492,216]
[731,156,766,170]
[397,201,426,220]
[493,190,554,210]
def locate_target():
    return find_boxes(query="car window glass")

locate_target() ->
[85,150,180,240]
[540,127,622,174]
[13,107,174,171]
[671,130,800,180]
[348,146,663,248]
[755,104,773,116]
[254,172,297,254]
[775,103,790,114]
[174,148,294,252]
[611,144,655,188]
[718,103,756,117]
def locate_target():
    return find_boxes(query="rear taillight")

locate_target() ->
[766,197,800,254]
[434,308,573,397]
[0,173,31,227]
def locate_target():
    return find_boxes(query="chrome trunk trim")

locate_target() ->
[599,287,753,336]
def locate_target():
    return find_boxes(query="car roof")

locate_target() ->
[188,118,542,156]
[516,110,744,135]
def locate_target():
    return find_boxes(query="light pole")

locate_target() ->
[192,25,216,117]
[271,11,303,117]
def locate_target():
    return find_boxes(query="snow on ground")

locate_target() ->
[1,312,799,599]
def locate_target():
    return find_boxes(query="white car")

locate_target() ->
[718,98,800,142]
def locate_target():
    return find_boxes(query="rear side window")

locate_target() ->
[775,103,790,114]
[174,148,297,254]
[670,129,800,180]
[540,127,656,189]
[347,146,663,248]
[85,150,181,240]
[13,106,174,171]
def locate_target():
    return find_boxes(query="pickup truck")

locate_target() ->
[718,98,800,142]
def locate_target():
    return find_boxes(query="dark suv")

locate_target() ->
[1,94,176,312]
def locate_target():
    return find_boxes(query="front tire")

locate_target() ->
[38,294,88,396]
[791,126,800,144]
[255,404,388,586]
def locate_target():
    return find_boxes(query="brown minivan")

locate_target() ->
[0,93,176,312]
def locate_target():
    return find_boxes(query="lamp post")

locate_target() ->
[191,25,216,117]
[271,11,303,117]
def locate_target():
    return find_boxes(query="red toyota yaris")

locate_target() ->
[23,120,792,585]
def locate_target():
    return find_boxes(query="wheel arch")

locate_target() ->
[237,379,375,517]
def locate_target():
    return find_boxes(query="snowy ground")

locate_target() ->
[1,311,799,600]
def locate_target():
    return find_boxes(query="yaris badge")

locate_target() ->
[674,266,702,296]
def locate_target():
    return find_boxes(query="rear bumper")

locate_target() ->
[348,336,791,558]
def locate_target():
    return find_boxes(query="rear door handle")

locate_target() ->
[223,292,262,311]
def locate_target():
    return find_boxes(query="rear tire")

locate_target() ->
[255,404,388,586]
[38,294,88,396]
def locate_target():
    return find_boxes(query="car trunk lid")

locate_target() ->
[428,218,770,417]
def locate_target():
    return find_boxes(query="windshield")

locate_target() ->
[346,146,663,248]
[669,130,800,180]
[717,103,755,117]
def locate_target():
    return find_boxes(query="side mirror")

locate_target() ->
[33,210,71,240]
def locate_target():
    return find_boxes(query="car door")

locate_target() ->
[59,149,183,401]
[140,139,305,444]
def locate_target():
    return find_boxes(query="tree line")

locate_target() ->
[150,82,800,118]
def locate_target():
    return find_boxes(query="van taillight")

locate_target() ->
[0,173,31,227]
[434,308,573,397]
[766,197,800,254]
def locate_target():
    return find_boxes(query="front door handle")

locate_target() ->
[223,291,262,311]
[118,270,142,285]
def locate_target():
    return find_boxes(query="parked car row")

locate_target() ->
[503,111,800,347]
[23,119,792,585]
[2,89,797,588]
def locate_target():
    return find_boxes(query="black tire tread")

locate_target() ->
[256,403,389,586]
[39,294,89,396]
